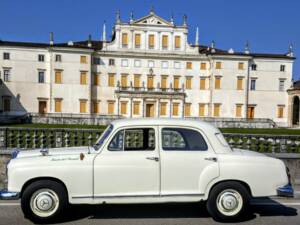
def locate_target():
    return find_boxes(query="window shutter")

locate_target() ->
[55,99,62,112]
[237,78,243,90]
[80,56,87,64]
[160,103,167,116]
[133,102,140,115]
[121,74,128,87]
[161,76,167,89]
[236,105,242,117]
[121,101,127,114]
[186,77,192,89]
[172,103,179,116]
[55,71,62,84]
[122,33,128,46]
[147,76,154,89]
[174,76,180,89]
[93,101,100,113]
[184,103,191,117]
[214,104,220,117]
[175,36,181,49]
[200,63,206,70]
[186,62,192,69]
[200,78,206,90]
[199,104,205,117]
[215,77,221,89]
[80,72,87,85]
[108,101,114,114]
[134,74,140,88]
[108,74,115,87]
[80,101,87,113]
[94,74,100,86]
[135,34,141,47]
[216,62,222,69]
[162,35,168,48]
[277,106,284,118]
[149,34,155,48]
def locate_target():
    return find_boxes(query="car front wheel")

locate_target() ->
[21,180,68,223]
[206,181,250,221]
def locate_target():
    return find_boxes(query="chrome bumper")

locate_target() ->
[277,184,294,197]
[0,189,20,200]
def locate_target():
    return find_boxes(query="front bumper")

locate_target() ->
[0,189,20,200]
[277,184,294,197]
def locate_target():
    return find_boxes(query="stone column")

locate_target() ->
[169,98,172,118]
[130,97,133,118]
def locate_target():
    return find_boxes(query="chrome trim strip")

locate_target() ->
[72,193,204,199]
[0,189,20,200]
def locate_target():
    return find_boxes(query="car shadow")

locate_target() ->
[43,198,297,224]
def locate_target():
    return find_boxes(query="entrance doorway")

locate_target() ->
[247,106,255,119]
[38,101,47,114]
[146,104,155,117]
[292,96,300,125]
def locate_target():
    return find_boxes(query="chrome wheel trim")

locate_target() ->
[216,189,243,216]
[30,188,60,218]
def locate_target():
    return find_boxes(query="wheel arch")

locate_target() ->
[20,177,69,199]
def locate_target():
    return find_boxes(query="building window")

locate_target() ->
[175,36,181,49]
[172,103,179,116]
[38,71,45,83]
[80,55,87,64]
[186,62,192,69]
[109,58,115,66]
[237,77,243,90]
[134,60,141,67]
[3,98,11,112]
[55,99,62,113]
[135,33,141,48]
[238,62,244,70]
[107,101,115,114]
[214,103,221,117]
[94,73,100,86]
[216,62,222,69]
[185,77,192,89]
[162,35,168,49]
[3,69,11,82]
[122,33,128,48]
[250,79,256,90]
[215,77,221,89]
[200,78,206,90]
[80,71,87,85]
[147,75,154,89]
[133,101,140,115]
[93,57,100,65]
[79,100,87,113]
[38,54,45,62]
[184,103,191,117]
[148,60,154,68]
[277,105,284,118]
[55,54,62,62]
[108,73,115,87]
[174,61,181,69]
[121,74,128,88]
[236,104,242,117]
[148,34,155,49]
[160,102,167,116]
[55,70,62,84]
[121,59,128,67]
[200,63,206,70]
[279,80,285,91]
[280,65,285,72]
[173,76,180,89]
[247,106,255,119]
[3,52,10,60]
[161,75,168,89]
[199,104,205,117]
[134,74,141,88]
[92,101,100,114]
[120,101,127,115]
[251,64,257,71]
[161,61,168,69]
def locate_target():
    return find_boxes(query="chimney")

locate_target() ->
[49,32,54,45]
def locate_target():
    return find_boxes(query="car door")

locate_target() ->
[93,126,160,198]
[159,126,219,196]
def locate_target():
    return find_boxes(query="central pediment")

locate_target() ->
[132,13,172,27]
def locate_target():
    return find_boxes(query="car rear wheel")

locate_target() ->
[206,181,250,222]
[21,180,68,223]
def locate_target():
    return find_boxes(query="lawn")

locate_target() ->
[1,123,300,135]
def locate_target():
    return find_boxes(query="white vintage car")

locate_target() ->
[0,118,293,222]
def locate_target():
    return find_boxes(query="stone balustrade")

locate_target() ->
[1,127,300,153]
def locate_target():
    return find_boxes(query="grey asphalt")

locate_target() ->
[0,198,299,225]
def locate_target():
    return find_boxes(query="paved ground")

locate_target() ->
[0,198,299,225]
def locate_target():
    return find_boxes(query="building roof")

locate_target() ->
[0,39,294,59]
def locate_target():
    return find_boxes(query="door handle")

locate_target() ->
[146,157,159,162]
[204,157,218,162]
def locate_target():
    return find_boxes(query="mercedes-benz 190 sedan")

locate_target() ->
[0,118,293,222]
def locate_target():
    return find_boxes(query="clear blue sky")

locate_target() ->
[1,0,299,79]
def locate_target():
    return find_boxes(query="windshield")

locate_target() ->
[94,124,113,151]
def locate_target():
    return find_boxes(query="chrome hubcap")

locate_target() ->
[30,189,59,217]
[216,189,243,216]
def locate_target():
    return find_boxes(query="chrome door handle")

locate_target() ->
[146,157,159,162]
[204,157,218,162]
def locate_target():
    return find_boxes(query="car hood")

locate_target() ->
[15,146,92,159]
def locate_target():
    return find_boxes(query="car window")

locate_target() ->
[108,128,155,151]
[162,128,208,151]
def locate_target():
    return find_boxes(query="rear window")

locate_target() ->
[162,128,208,151]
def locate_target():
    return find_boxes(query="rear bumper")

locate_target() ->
[0,189,20,200]
[277,184,294,197]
